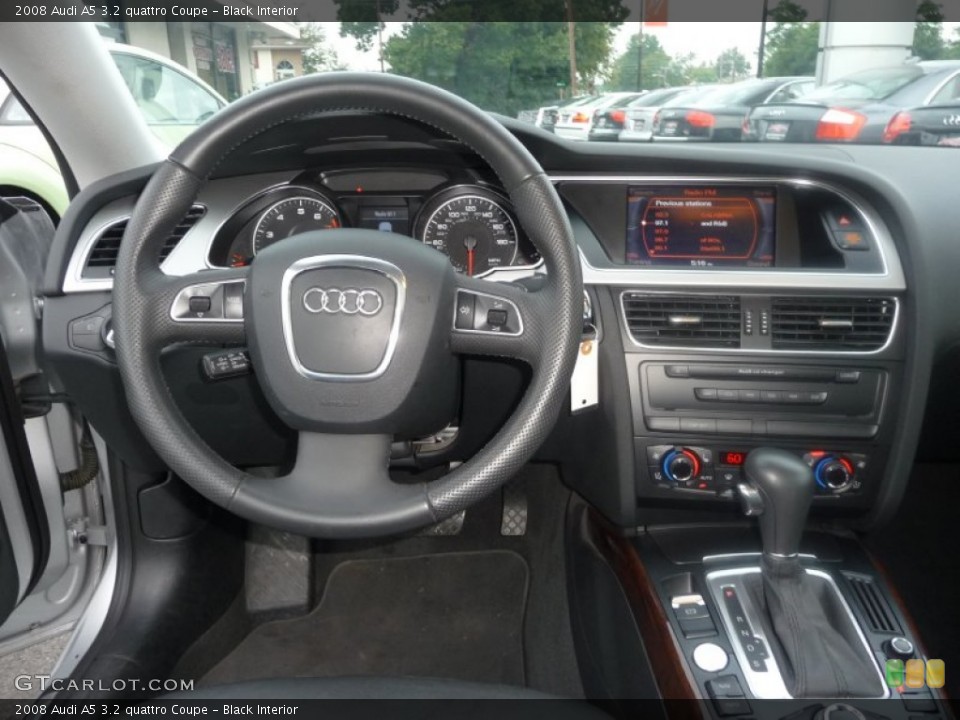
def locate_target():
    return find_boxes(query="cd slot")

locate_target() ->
[665,364,858,383]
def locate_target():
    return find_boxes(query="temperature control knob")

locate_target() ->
[814,456,855,493]
[662,448,702,484]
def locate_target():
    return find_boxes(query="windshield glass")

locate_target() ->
[7,15,960,150]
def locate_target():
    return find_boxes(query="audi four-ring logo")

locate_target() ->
[302,287,384,316]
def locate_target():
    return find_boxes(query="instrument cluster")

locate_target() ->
[207,170,541,278]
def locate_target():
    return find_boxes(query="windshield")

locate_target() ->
[7,16,960,150]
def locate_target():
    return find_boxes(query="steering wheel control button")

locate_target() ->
[454,291,476,329]
[172,280,245,322]
[453,290,522,336]
[693,642,729,673]
[188,296,212,313]
[202,349,251,381]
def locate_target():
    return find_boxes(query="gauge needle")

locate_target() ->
[464,236,478,276]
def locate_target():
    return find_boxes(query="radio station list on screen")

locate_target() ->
[626,186,776,268]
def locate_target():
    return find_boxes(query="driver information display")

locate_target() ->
[626,186,776,267]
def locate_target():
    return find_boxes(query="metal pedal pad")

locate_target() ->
[501,482,528,536]
[419,510,466,536]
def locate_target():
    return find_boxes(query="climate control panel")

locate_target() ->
[645,445,867,497]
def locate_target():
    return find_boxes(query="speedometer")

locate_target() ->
[417,188,519,276]
[252,196,340,254]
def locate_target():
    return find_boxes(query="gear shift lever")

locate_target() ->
[734,448,882,698]
[739,447,815,558]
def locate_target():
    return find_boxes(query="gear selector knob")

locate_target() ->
[743,448,815,558]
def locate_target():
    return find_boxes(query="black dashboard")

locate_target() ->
[39,110,960,533]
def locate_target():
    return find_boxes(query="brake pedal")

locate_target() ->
[419,510,466,536]
[501,483,528,536]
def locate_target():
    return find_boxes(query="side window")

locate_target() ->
[930,74,960,106]
[111,53,223,125]
[768,82,814,104]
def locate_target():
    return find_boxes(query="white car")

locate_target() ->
[0,43,225,219]
[618,87,703,142]
[553,92,643,141]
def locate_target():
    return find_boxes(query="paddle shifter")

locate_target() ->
[733,448,883,698]
[738,448,815,558]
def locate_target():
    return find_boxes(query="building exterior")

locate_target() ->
[96,19,304,100]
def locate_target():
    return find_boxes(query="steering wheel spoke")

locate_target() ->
[449,275,541,364]
[147,267,248,346]
[229,432,435,538]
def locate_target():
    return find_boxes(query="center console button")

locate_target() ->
[739,389,761,403]
[696,388,719,401]
[647,417,680,432]
[717,419,751,435]
[680,418,717,434]
[760,390,782,403]
[707,675,752,716]
[693,643,729,673]
[717,389,739,402]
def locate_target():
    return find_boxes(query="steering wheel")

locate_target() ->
[112,73,583,538]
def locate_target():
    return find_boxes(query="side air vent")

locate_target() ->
[622,293,741,348]
[771,296,895,352]
[81,205,206,280]
[844,574,900,635]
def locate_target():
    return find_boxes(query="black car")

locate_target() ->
[747,61,960,144]
[882,102,960,145]
[651,76,815,142]
[588,89,683,141]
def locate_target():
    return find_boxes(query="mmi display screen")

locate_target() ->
[625,186,776,267]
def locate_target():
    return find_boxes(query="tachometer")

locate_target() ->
[252,196,340,254]
[417,188,519,276]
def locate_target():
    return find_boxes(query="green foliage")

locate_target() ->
[606,35,720,91]
[913,1,945,60]
[377,21,622,115]
[761,0,818,77]
[715,48,751,82]
[298,23,344,74]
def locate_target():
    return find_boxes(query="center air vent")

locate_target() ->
[81,205,206,280]
[622,293,741,348]
[771,296,895,351]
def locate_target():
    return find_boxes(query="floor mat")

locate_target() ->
[202,551,529,687]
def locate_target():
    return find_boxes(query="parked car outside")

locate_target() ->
[534,95,595,133]
[0,43,225,219]
[745,61,960,144]
[651,76,815,142]
[882,100,960,146]
[553,92,644,141]
[587,89,651,141]
[618,86,708,142]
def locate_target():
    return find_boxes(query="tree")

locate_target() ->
[762,1,820,78]
[913,0,946,60]
[298,23,344,74]
[606,33,674,91]
[715,48,751,82]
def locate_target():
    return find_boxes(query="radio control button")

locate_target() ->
[717,389,739,402]
[695,388,718,401]
[739,389,760,403]
[760,390,782,403]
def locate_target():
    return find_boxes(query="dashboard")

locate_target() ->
[40,109,959,534]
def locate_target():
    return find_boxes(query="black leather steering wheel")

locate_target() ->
[112,73,582,538]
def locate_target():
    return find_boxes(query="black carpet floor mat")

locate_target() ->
[201,550,529,687]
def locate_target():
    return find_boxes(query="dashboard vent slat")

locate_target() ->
[771,296,895,351]
[622,294,741,348]
[844,574,900,635]
[81,205,206,279]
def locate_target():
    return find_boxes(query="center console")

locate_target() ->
[559,175,932,717]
